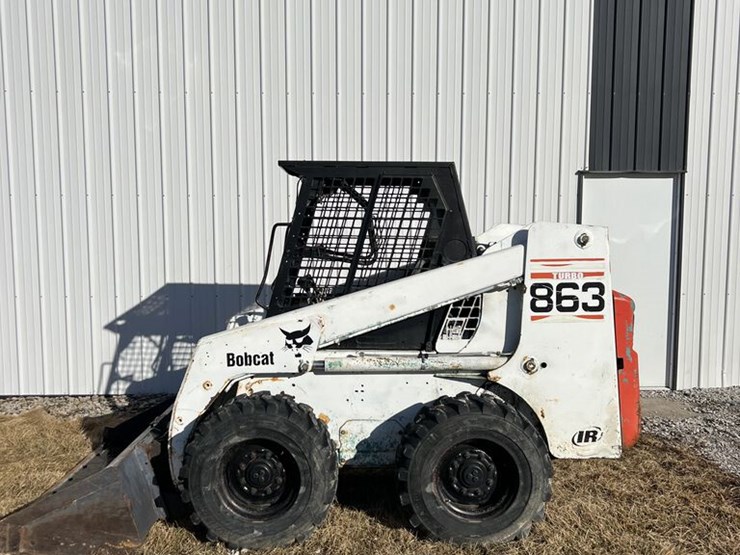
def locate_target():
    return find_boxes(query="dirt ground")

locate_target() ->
[1,405,739,555]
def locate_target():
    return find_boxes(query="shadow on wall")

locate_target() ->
[102,283,261,395]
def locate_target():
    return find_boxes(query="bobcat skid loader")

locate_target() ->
[0,161,640,553]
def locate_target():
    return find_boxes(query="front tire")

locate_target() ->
[397,392,552,543]
[181,393,338,549]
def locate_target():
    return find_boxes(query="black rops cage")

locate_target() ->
[268,161,476,351]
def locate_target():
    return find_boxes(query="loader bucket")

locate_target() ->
[0,402,173,554]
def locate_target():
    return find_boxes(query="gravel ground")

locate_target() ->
[1,388,738,479]
[642,386,740,478]
[0,394,170,418]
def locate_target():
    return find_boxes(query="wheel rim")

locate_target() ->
[221,439,300,519]
[434,440,521,518]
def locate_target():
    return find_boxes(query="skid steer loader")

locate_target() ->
[0,161,640,554]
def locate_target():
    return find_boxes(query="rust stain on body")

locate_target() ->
[252,377,282,385]
[318,413,330,424]
[246,377,284,395]
[388,304,396,311]
[540,408,545,419]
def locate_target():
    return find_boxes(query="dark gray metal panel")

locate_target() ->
[589,0,693,172]
[610,0,640,169]
[588,0,616,170]
[635,0,667,170]
[660,0,693,171]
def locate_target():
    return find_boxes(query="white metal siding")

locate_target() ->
[0,0,593,395]
[677,0,740,388]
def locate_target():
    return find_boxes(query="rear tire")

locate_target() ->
[181,393,338,549]
[396,392,552,544]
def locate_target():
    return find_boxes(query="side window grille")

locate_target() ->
[352,177,439,290]
[276,175,445,310]
[440,296,482,341]
[295,177,374,303]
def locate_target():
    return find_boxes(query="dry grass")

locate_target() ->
[1,410,739,555]
[0,410,89,516]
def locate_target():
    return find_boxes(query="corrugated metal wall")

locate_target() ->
[677,0,740,388]
[0,0,594,395]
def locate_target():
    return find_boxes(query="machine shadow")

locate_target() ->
[336,468,408,530]
[102,282,261,396]
[79,283,261,450]
[334,405,424,530]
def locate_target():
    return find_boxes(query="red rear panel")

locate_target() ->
[613,291,640,448]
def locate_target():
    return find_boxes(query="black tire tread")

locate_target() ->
[396,391,552,543]
[180,392,337,549]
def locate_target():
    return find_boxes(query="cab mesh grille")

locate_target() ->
[275,175,445,309]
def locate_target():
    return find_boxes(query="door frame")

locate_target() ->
[576,171,685,389]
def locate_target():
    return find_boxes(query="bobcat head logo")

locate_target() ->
[280,324,314,358]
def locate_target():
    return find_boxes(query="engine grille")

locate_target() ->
[439,295,482,341]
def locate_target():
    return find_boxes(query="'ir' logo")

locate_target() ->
[280,324,314,358]
[572,427,603,446]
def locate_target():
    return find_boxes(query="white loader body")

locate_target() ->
[169,222,621,483]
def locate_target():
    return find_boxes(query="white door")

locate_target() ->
[580,175,678,388]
